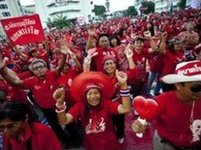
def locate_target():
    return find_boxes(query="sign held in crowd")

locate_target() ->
[1,14,45,45]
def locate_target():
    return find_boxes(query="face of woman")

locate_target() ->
[86,88,101,107]
[103,59,116,75]
[110,38,117,47]
[173,42,183,51]
[0,118,25,138]
[134,40,144,51]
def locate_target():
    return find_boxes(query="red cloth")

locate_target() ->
[149,52,164,73]
[57,68,79,108]
[69,100,119,150]
[3,122,61,150]
[162,50,184,75]
[23,71,59,108]
[130,48,150,85]
[91,47,118,72]
[156,91,201,147]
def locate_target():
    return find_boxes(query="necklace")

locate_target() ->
[189,101,195,123]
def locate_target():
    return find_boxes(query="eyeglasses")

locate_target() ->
[190,85,201,93]
[32,65,45,71]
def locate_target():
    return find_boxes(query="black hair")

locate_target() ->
[96,33,109,47]
[145,22,155,36]
[0,101,38,123]
[118,28,126,38]
[109,35,121,47]
[168,37,181,53]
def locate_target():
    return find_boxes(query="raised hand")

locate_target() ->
[59,39,69,55]
[84,48,98,65]
[53,87,65,105]
[115,70,127,86]
[0,57,9,72]
[124,44,133,59]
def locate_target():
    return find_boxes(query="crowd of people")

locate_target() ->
[0,7,201,150]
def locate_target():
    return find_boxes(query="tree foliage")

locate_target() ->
[124,6,138,17]
[105,0,110,12]
[47,15,70,29]
[92,5,106,16]
[141,1,155,14]
[178,0,187,9]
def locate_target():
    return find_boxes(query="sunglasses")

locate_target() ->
[190,84,201,93]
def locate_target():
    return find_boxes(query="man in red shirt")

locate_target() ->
[0,54,70,148]
[132,60,201,150]
[89,34,118,72]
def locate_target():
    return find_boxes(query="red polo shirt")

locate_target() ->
[23,71,58,108]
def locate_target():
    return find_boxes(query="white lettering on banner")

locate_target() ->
[4,19,36,31]
[178,64,201,75]
[10,26,39,42]
[85,117,106,134]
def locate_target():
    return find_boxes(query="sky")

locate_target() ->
[19,0,134,12]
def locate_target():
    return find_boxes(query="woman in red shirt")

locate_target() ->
[54,71,131,150]
[0,101,62,150]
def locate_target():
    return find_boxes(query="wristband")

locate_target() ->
[55,105,66,113]
[56,101,66,109]
[119,89,130,97]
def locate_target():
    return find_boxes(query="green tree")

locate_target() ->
[47,15,70,29]
[178,0,187,9]
[141,1,155,14]
[92,5,106,16]
[105,0,110,12]
[124,6,138,17]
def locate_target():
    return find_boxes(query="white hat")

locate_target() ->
[162,60,201,84]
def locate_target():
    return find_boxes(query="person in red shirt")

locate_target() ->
[159,36,185,92]
[132,60,201,150]
[0,53,70,148]
[53,71,131,150]
[89,34,118,72]
[0,101,62,150]
[83,44,135,144]
[129,36,152,97]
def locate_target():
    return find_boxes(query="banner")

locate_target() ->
[1,14,45,45]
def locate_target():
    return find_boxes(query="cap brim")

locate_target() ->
[162,74,201,84]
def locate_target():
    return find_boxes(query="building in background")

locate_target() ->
[20,4,35,15]
[134,0,196,13]
[34,0,95,28]
[0,0,23,39]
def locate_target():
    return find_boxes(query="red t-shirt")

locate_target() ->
[91,47,118,72]
[3,122,61,150]
[57,69,79,108]
[131,48,150,85]
[162,50,184,76]
[69,100,119,150]
[156,91,201,147]
[23,71,58,108]
[149,52,164,73]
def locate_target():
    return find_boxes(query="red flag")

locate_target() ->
[1,14,45,45]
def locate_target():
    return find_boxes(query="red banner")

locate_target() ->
[1,14,45,45]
